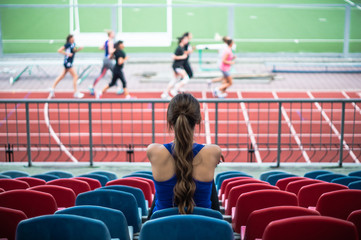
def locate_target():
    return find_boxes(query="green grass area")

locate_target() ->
[1,0,361,53]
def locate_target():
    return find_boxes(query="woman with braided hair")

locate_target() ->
[147,93,223,216]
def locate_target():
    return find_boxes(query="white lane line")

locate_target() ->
[307,91,359,163]
[202,90,212,144]
[237,91,262,163]
[341,91,361,115]
[272,92,311,163]
[44,94,78,163]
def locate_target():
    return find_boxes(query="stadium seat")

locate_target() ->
[89,170,118,181]
[150,206,223,220]
[275,176,306,190]
[226,183,279,215]
[16,214,111,240]
[0,189,57,218]
[216,172,252,190]
[347,210,361,240]
[0,170,29,178]
[56,205,131,240]
[76,189,141,233]
[298,182,348,208]
[285,179,322,195]
[266,173,298,186]
[100,185,148,216]
[124,176,155,194]
[44,170,74,178]
[47,178,91,196]
[304,170,333,179]
[244,206,320,240]
[218,176,253,200]
[232,190,298,233]
[348,170,361,178]
[0,207,27,240]
[331,176,361,186]
[139,215,234,240]
[78,173,109,187]
[106,178,153,206]
[316,189,361,220]
[31,173,59,182]
[316,173,347,182]
[215,171,243,185]
[133,170,153,175]
[259,170,287,181]
[16,177,46,187]
[262,216,358,240]
[348,180,361,190]
[73,177,102,190]
[0,179,30,191]
[0,188,4,193]
[123,173,154,180]
[29,185,76,208]
[0,174,11,179]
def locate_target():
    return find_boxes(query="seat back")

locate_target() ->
[0,174,11,179]
[16,177,46,187]
[0,189,57,218]
[275,177,306,190]
[56,205,130,240]
[139,215,234,240]
[0,207,27,240]
[266,173,298,186]
[316,189,361,220]
[219,176,252,200]
[31,174,59,182]
[331,176,361,186]
[348,170,361,178]
[223,178,265,203]
[298,182,348,207]
[262,216,358,240]
[348,180,361,190]
[150,207,223,220]
[259,170,287,181]
[44,171,73,178]
[76,189,141,233]
[29,185,76,208]
[216,172,252,190]
[16,214,111,240]
[89,170,118,181]
[347,210,361,240]
[215,171,242,186]
[47,178,91,196]
[316,173,347,182]
[304,170,333,179]
[232,190,297,233]
[0,179,30,191]
[123,176,155,194]
[78,174,109,187]
[285,179,322,195]
[73,177,102,190]
[245,206,320,240]
[123,173,154,180]
[0,170,29,178]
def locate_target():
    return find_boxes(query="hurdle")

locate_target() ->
[196,43,237,72]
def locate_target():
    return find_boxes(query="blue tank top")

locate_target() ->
[104,40,109,57]
[152,143,213,213]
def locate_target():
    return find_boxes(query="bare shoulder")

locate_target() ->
[147,143,163,154]
[202,144,222,155]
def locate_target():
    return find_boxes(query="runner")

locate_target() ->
[182,32,195,79]
[49,34,84,99]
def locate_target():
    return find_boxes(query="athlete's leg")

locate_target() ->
[183,61,193,79]
[52,68,68,89]
[219,75,233,92]
[68,67,79,93]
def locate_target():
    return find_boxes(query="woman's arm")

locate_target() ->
[222,52,235,65]
[172,53,188,60]
[57,46,71,56]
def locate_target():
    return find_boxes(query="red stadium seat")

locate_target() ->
[0,207,27,240]
[316,189,361,220]
[73,177,102,190]
[244,206,320,240]
[232,190,297,234]
[347,210,361,240]
[218,176,252,200]
[106,178,152,206]
[275,177,306,190]
[298,182,348,208]
[285,179,322,195]
[226,183,279,215]
[123,176,155,194]
[29,185,76,208]
[223,178,266,205]
[0,188,4,193]
[262,216,358,240]
[47,178,91,196]
[0,179,30,191]
[0,189,57,218]
[16,177,46,187]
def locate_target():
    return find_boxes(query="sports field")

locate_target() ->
[1,0,361,53]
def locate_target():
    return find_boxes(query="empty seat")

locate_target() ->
[259,170,287,181]
[132,170,152,175]
[222,178,264,204]
[316,189,361,220]
[0,170,29,178]
[16,214,111,240]
[139,215,234,240]
[44,170,73,178]
[73,177,102,190]
[218,176,253,200]
[47,178,91,196]
[348,170,361,178]
[78,173,109,187]
[16,177,46,187]
[285,179,322,195]
[123,173,154,180]
[89,170,118,181]
[29,185,76,208]
[262,215,358,240]
[348,180,361,190]
[0,174,11,179]
[347,210,361,240]
[316,173,347,182]
[331,176,361,186]
[124,176,155,195]
[275,177,306,190]
[31,174,59,182]
[0,207,27,240]
[216,172,252,190]
[0,179,30,191]
[266,173,298,186]
[215,171,242,185]
[0,188,4,193]
[150,206,223,220]
[304,170,333,179]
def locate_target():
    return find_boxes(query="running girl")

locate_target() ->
[89,30,116,95]
[50,34,84,99]
[182,32,195,79]
[96,40,132,99]
[161,35,189,100]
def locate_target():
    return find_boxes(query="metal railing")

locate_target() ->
[0,98,360,167]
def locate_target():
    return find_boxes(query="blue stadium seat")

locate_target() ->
[316,173,347,182]
[1,170,29,178]
[89,171,118,181]
[56,205,130,240]
[150,207,223,220]
[123,173,154,180]
[78,174,109,186]
[44,171,73,178]
[348,180,361,190]
[0,174,11,179]
[304,170,334,179]
[215,171,242,185]
[216,172,252,190]
[331,176,361,186]
[100,185,148,216]
[348,170,361,178]
[133,171,153,175]
[266,173,298,186]
[31,174,59,182]
[16,214,111,240]
[139,215,234,240]
[76,189,141,233]
[260,171,288,181]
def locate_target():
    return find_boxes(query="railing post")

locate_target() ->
[228,6,235,39]
[215,102,218,145]
[88,102,93,167]
[338,102,346,167]
[152,102,155,143]
[111,7,118,36]
[276,102,282,167]
[25,102,32,167]
[343,4,351,57]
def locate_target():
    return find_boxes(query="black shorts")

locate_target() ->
[109,69,126,88]
[172,64,184,74]
[64,61,73,69]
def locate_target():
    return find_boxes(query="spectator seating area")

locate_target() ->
[0,169,360,240]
